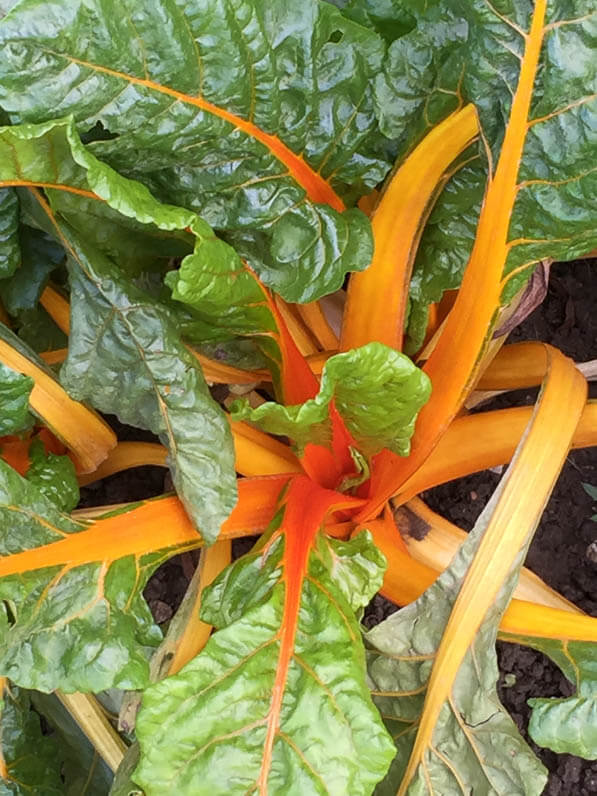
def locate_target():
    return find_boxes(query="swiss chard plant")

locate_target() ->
[0,0,595,793]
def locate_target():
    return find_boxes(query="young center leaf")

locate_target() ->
[134,476,395,795]
[0,0,394,302]
[232,342,431,458]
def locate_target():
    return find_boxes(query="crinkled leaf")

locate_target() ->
[366,495,547,793]
[0,226,65,316]
[135,478,394,795]
[381,1,597,334]
[25,438,79,512]
[0,189,19,278]
[374,6,468,161]
[55,218,236,542]
[166,242,277,341]
[0,362,33,435]
[499,634,597,760]
[0,460,165,692]
[325,0,415,44]
[232,342,430,458]
[0,685,64,795]
[0,118,283,361]
[0,117,203,237]
[0,0,391,301]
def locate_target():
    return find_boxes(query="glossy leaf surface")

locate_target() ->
[0,0,392,301]
[0,363,33,435]
[380,0,597,332]
[0,685,64,794]
[233,342,430,458]
[0,188,19,277]
[0,460,166,693]
[135,478,395,795]
[57,219,236,541]
[25,438,79,512]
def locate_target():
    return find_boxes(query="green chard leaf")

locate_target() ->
[0,226,65,316]
[0,0,393,302]
[55,218,237,543]
[324,0,415,45]
[25,438,79,512]
[232,342,431,458]
[366,491,547,793]
[378,1,597,345]
[0,115,285,377]
[499,634,597,760]
[135,477,395,795]
[0,460,172,693]
[0,118,240,539]
[0,188,19,278]
[0,362,34,435]
[0,685,65,795]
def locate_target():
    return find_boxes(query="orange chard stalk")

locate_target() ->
[394,398,597,502]
[294,301,339,351]
[361,4,554,520]
[400,341,585,788]
[0,338,116,472]
[40,285,70,335]
[340,104,479,352]
[0,475,292,578]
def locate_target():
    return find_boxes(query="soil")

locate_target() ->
[77,259,596,795]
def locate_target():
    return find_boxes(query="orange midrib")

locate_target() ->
[362,5,547,521]
[0,476,291,577]
[340,105,478,352]
[0,180,101,200]
[256,477,362,792]
[55,54,344,211]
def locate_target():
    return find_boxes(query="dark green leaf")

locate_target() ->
[0,0,392,301]
[135,529,394,795]
[26,438,79,512]
[0,461,167,692]
[0,226,65,316]
[232,342,430,457]
[0,685,64,795]
[380,1,597,335]
[582,483,597,502]
[12,306,67,354]
[325,0,415,44]
[0,362,33,435]
[57,219,236,542]
[0,189,19,278]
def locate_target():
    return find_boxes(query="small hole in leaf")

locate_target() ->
[328,29,343,43]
